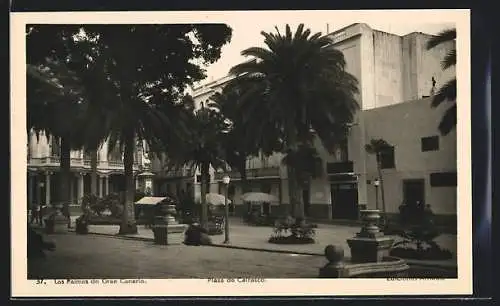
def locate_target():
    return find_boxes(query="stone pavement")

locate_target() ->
[28,233,457,279]
[64,219,457,269]
[28,234,325,279]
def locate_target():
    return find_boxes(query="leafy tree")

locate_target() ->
[27,24,232,234]
[426,28,456,136]
[229,24,359,218]
[27,51,86,221]
[365,138,393,219]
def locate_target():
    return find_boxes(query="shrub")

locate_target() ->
[84,193,124,219]
[81,194,100,215]
[390,205,452,260]
[269,216,316,244]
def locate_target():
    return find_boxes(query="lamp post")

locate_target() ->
[222,175,231,244]
[373,178,380,210]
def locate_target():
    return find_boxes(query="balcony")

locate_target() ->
[214,167,280,181]
[327,161,354,174]
[27,156,139,170]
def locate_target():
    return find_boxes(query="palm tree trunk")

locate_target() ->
[286,165,303,219]
[90,149,98,197]
[200,161,210,229]
[376,160,387,218]
[119,131,138,234]
[239,158,250,193]
[59,136,71,223]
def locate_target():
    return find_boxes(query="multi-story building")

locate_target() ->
[27,131,150,214]
[150,23,457,224]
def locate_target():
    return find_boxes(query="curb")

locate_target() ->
[69,230,155,242]
[210,243,322,257]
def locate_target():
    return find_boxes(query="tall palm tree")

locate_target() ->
[365,138,393,219]
[161,104,228,229]
[426,28,456,136]
[229,24,359,219]
[209,80,282,195]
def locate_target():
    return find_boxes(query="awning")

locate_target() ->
[135,196,167,205]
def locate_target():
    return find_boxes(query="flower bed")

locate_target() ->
[268,235,315,244]
[268,216,316,245]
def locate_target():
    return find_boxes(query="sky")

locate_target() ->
[198,20,454,85]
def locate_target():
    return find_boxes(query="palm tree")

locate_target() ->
[209,80,282,195]
[281,145,324,217]
[229,24,359,219]
[426,28,456,135]
[161,104,228,229]
[365,138,393,220]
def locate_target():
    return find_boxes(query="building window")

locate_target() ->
[430,172,457,187]
[421,136,439,152]
[379,146,395,169]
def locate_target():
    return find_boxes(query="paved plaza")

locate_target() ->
[29,234,325,279]
[28,219,457,279]
[66,217,457,260]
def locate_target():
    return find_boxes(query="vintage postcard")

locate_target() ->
[11,9,471,297]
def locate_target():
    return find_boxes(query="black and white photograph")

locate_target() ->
[11,9,471,297]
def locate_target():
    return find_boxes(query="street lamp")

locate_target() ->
[222,174,231,244]
[373,178,380,210]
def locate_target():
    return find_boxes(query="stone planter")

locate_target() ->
[152,216,169,245]
[347,209,394,263]
[319,245,410,278]
[75,217,89,235]
[359,209,382,237]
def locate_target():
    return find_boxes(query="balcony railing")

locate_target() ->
[28,156,139,169]
[213,167,280,181]
[327,161,354,174]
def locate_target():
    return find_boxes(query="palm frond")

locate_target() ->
[438,104,457,136]
[442,49,456,70]
[426,29,456,50]
[431,78,456,108]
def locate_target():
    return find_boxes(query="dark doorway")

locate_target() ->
[262,202,270,215]
[403,179,425,207]
[331,183,358,220]
[302,188,311,217]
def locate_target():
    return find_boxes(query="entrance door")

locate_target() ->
[403,179,425,207]
[331,183,358,220]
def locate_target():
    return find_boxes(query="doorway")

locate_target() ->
[331,183,358,220]
[402,179,425,207]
